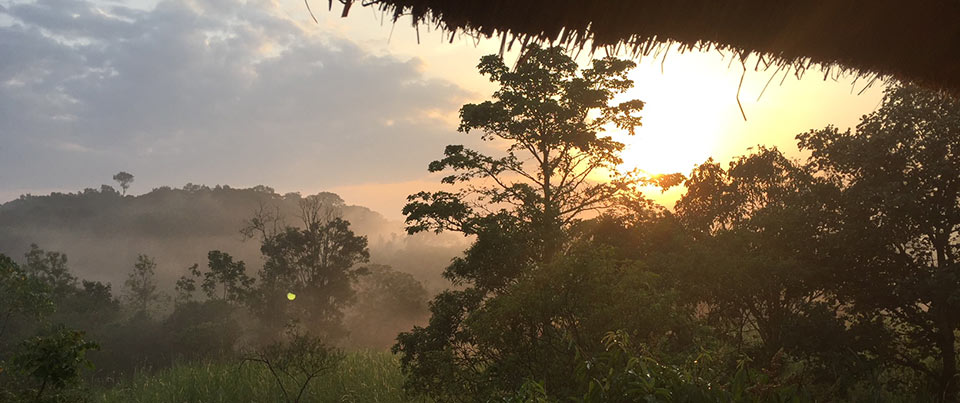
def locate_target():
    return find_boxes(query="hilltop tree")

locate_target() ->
[112,171,134,195]
[394,46,663,400]
[799,83,960,398]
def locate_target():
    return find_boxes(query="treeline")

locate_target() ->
[0,195,429,402]
[0,184,462,292]
[391,48,960,402]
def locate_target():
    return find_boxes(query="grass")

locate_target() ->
[95,350,428,403]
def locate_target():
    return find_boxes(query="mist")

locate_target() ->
[0,184,464,292]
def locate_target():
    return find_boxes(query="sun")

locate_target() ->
[609,54,746,178]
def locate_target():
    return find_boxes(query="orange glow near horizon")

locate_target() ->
[610,52,882,178]
[598,51,886,209]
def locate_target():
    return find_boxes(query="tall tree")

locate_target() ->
[250,196,369,339]
[403,46,647,269]
[394,46,662,400]
[112,171,134,196]
[799,83,960,398]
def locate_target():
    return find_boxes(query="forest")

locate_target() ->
[2,45,960,402]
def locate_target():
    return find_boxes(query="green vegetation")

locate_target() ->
[94,351,420,403]
[2,46,959,402]
[0,196,431,401]
[392,47,960,402]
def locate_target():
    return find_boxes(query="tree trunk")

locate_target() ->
[937,319,958,401]
[933,237,958,401]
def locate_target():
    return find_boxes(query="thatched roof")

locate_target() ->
[332,0,960,94]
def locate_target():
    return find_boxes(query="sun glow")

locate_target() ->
[597,51,886,208]
[611,52,748,178]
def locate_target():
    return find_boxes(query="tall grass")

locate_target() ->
[95,350,428,403]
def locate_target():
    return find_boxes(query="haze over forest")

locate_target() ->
[0,183,465,292]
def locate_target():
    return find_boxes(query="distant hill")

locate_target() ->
[0,184,464,292]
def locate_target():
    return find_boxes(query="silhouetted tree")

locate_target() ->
[404,46,648,266]
[250,196,369,340]
[202,251,255,304]
[674,147,875,391]
[174,264,202,306]
[799,83,960,398]
[394,46,665,400]
[112,171,134,196]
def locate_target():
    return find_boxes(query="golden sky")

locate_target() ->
[0,0,885,220]
[304,3,885,218]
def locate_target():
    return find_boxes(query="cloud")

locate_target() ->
[0,0,470,196]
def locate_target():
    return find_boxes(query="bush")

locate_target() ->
[9,326,99,402]
[242,326,344,403]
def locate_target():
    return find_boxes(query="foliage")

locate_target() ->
[505,331,816,403]
[111,172,134,196]
[394,45,694,402]
[123,254,164,316]
[200,250,255,304]
[0,185,428,296]
[395,243,688,401]
[674,148,861,365]
[10,326,99,402]
[250,196,370,340]
[799,83,960,398]
[173,264,201,305]
[403,45,648,263]
[395,45,663,401]
[24,244,77,300]
[0,254,53,343]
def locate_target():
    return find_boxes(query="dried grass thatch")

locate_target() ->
[329,0,960,95]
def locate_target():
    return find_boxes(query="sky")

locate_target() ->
[0,0,885,220]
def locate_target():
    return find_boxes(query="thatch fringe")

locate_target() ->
[328,0,960,96]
